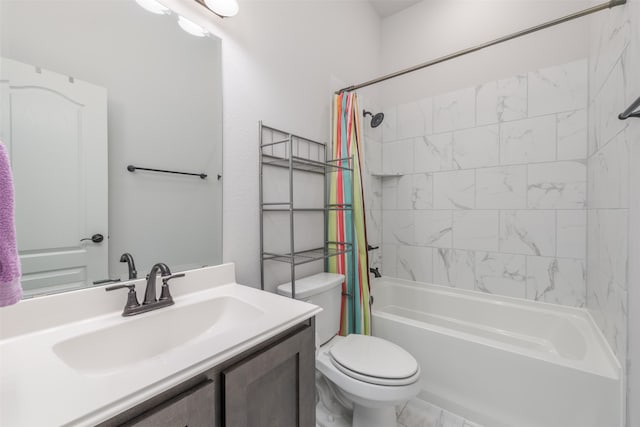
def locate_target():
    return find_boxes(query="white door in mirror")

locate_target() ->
[0,57,108,296]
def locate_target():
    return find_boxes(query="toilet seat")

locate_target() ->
[328,335,420,386]
[316,335,421,408]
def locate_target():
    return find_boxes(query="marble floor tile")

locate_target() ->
[397,398,483,427]
[317,393,482,427]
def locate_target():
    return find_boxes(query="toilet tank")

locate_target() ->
[276,272,344,345]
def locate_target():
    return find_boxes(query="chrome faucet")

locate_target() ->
[106,262,185,316]
[119,252,138,280]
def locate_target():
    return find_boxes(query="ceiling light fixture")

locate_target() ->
[203,0,239,17]
[177,15,209,37]
[135,0,235,36]
[134,0,170,15]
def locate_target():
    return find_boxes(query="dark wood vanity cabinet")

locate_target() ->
[123,380,217,427]
[223,318,315,427]
[100,319,315,427]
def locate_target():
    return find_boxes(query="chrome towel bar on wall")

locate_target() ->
[619,95,640,120]
[127,165,207,179]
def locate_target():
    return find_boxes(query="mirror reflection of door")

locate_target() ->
[0,57,108,296]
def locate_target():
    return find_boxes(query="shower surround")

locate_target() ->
[372,58,590,310]
[586,0,638,374]
[359,2,640,425]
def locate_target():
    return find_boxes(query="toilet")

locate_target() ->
[277,273,421,427]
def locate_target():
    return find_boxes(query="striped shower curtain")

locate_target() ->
[328,91,371,336]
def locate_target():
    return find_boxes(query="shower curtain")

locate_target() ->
[328,91,371,336]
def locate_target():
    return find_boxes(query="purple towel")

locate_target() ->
[0,142,22,306]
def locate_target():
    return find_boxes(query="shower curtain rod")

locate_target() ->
[336,0,627,94]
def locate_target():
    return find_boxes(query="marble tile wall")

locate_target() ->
[585,0,637,363]
[372,59,590,308]
[360,99,384,275]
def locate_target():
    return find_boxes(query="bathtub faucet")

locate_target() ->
[370,267,381,278]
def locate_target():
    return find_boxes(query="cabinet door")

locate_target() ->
[124,380,216,427]
[223,324,315,427]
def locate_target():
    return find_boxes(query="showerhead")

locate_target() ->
[363,110,384,128]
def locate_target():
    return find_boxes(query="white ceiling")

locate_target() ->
[369,0,422,18]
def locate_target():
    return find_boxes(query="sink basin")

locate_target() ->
[53,296,263,375]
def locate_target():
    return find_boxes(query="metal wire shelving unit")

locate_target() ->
[259,121,355,300]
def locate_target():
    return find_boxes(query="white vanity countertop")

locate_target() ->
[0,263,321,427]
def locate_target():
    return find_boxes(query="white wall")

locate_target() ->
[165,0,382,287]
[378,0,591,105]
[192,0,594,288]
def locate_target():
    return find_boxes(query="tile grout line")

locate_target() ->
[394,240,585,261]
[585,49,593,306]
[555,210,559,258]
[381,61,591,300]
[524,253,529,300]
[555,113,559,161]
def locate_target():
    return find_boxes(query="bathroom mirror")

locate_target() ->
[0,0,223,297]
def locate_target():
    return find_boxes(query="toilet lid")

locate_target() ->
[329,335,419,384]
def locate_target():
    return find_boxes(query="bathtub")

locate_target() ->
[370,277,622,427]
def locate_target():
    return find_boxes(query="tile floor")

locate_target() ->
[396,398,483,427]
[316,395,483,427]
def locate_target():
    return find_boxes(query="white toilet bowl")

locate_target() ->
[316,335,421,427]
[276,273,421,427]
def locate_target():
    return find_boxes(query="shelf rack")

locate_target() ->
[259,122,355,300]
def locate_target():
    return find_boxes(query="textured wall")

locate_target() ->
[586,1,640,424]
[370,60,590,308]
[585,0,636,364]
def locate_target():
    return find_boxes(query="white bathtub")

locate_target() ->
[370,277,622,427]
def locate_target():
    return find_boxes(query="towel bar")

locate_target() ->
[127,165,207,179]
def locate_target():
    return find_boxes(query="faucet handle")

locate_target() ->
[162,273,185,281]
[105,284,141,312]
[158,273,185,302]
